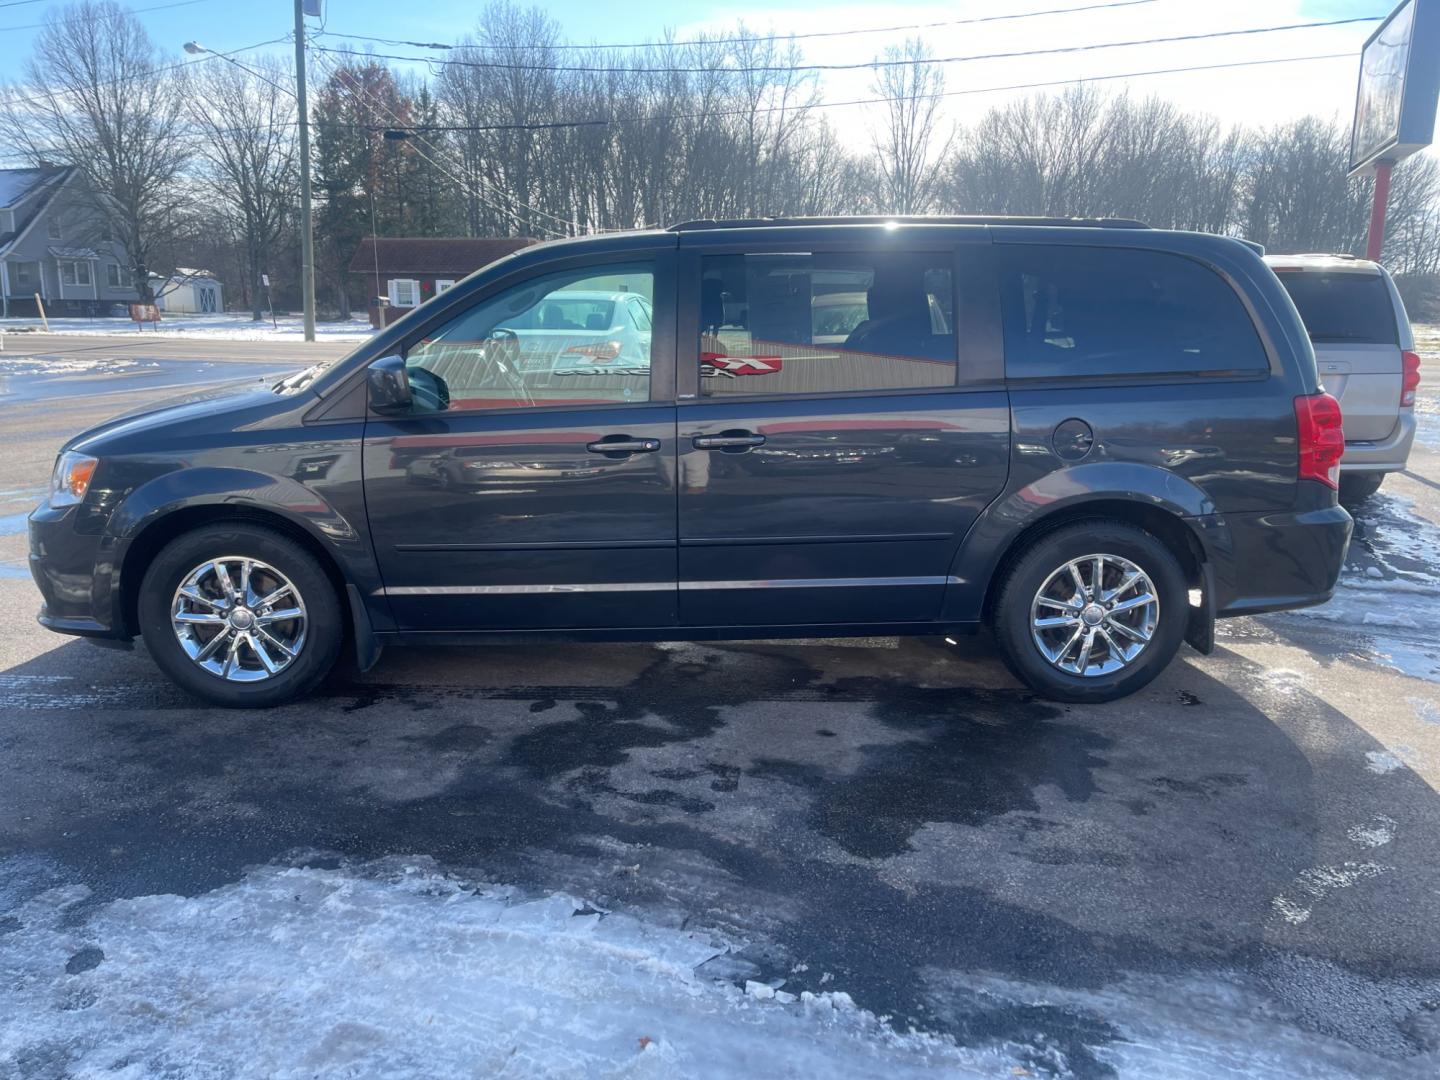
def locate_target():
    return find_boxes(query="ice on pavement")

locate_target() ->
[0,857,1014,1078]
[1258,491,1440,684]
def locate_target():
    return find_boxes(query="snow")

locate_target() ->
[1260,491,1440,684]
[0,313,375,342]
[0,857,1014,1079]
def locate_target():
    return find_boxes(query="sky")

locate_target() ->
[0,0,1416,155]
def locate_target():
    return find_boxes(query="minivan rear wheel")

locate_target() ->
[138,523,343,707]
[993,522,1188,703]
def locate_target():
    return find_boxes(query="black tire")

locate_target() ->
[1339,472,1384,509]
[993,521,1188,704]
[138,523,343,707]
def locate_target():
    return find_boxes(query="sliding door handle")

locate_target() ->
[693,433,766,450]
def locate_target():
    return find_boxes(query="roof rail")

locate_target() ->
[666,215,1151,231]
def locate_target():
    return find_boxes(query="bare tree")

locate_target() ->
[870,38,951,214]
[187,56,296,319]
[0,1,189,300]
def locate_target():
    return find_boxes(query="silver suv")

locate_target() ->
[1266,253,1420,505]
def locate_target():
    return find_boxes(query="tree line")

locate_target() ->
[3,0,1438,321]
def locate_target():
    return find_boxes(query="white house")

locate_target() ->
[0,165,139,318]
[154,268,224,314]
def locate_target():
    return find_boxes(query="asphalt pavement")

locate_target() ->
[1,334,1439,1078]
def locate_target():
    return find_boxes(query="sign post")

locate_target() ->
[1348,0,1440,262]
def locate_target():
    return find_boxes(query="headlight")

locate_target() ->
[50,451,98,507]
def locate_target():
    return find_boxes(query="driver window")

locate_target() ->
[403,262,654,412]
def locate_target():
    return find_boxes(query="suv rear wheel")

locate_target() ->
[1339,471,1384,509]
[138,523,343,707]
[993,522,1188,703]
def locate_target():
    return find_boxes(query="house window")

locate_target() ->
[106,264,123,288]
[47,215,61,239]
[11,261,38,288]
[389,278,420,308]
[60,260,92,287]
[434,279,456,294]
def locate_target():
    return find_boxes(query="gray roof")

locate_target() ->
[0,166,69,210]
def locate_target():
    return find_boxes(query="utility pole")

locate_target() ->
[294,0,316,342]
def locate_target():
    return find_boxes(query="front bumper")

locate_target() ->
[1193,493,1353,618]
[28,504,129,641]
[1341,412,1416,474]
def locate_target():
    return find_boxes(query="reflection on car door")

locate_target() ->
[363,253,680,632]
[676,241,1010,627]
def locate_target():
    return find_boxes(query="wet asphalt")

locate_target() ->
[2,335,1440,1077]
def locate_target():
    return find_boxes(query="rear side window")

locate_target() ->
[998,245,1268,380]
[698,252,956,396]
[1272,271,1397,345]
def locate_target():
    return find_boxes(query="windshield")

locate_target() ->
[1274,271,1397,344]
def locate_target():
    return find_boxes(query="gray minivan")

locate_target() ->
[30,217,1353,708]
[1265,253,1420,505]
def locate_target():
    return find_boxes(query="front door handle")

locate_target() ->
[586,436,661,456]
[693,432,766,451]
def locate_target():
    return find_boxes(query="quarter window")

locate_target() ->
[402,262,654,412]
[698,252,956,396]
[999,245,1268,379]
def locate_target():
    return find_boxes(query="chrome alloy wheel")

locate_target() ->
[170,557,307,682]
[1029,553,1159,678]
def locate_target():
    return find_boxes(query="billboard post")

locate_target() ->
[1366,161,1394,261]
[1348,0,1440,262]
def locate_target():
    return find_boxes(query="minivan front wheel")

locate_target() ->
[138,523,343,707]
[994,522,1187,703]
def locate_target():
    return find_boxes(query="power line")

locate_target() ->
[316,0,1164,53]
[0,0,217,33]
[0,36,289,111]
[312,50,1355,137]
[310,15,1384,76]
[0,0,49,10]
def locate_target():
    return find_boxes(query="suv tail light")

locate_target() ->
[1295,392,1344,489]
[1401,350,1421,407]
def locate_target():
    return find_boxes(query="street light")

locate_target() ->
[183,42,294,98]
[182,24,316,343]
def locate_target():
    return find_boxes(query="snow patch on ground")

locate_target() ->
[1347,815,1397,848]
[0,355,149,377]
[1271,863,1392,925]
[1260,491,1440,684]
[0,314,374,341]
[0,858,1014,1079]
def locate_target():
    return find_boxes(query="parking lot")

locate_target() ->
[2,332,1439,1077]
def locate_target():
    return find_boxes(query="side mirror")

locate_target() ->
[367,354,412,414]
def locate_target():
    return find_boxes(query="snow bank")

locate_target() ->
[0,314,374,342]
[0,858,1009,1079]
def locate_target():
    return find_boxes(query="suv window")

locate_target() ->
[1273,271,1397,344]
[404,263,653,411]
[999,245,1268,379]
[698,252,955,396]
